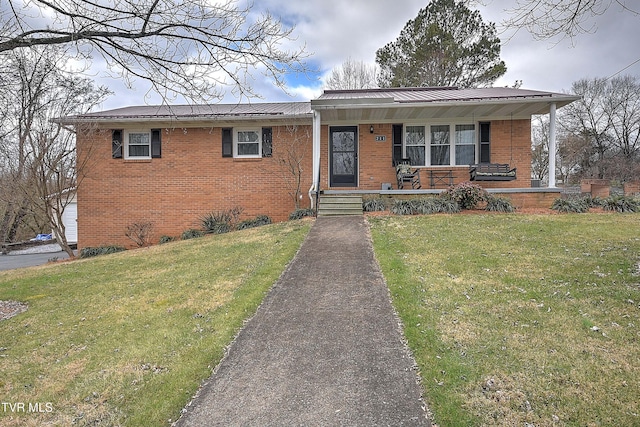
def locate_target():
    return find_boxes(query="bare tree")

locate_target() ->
[1,0,309,103]
[559,75,640,182]
[531,115,550,184]
[0,48,110,257]
[266,114,311,210]
[324,58,379,90]
[502,0,640,41]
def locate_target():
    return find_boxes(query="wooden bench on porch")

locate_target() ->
[469,163,517,181]
[428,169,454,188]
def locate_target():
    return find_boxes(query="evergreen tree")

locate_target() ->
[376,0,506,88]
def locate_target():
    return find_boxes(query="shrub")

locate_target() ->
[410,198,434,214]
[431,198,461,214]
[159,235,175,244]
[485,196,515,213]
[390,199,416,215]
[181,229,205,240]
[237,215,273,230]
[79,245,126,258]
[289,208,315,220]
[441,181,488,210]
[551,197,589,213]
[363,197,387,212]
[124,221,155,247]
[601,195,639,213]
[201,207,242,234]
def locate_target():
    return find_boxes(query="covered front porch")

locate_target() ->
[307,87,580,209]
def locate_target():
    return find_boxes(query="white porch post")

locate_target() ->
[548,102,557,188]
[309,110,321,209]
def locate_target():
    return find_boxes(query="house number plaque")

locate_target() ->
[375,135,386,142]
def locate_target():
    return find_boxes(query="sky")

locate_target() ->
[99,0,640,110]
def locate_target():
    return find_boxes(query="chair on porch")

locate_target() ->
[394,158,421,189]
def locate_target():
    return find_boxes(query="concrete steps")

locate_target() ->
[317,195,363,216]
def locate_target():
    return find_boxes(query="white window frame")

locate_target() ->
[454,124,476,166]
[404,125,426,167]
[234,128,262,158]
[124,130,151,159]
[404,122,478,166]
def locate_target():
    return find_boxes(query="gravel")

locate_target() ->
[0,300,28,321]
[8,243,65,255]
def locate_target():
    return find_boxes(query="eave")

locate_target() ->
[310,94,580,124]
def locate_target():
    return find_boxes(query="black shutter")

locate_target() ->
[479,122,491,163]
[151,129,162,158]
[222,128,233,157]
[392,124,403,166]
[262,127,272,157]
[112,129,123,159]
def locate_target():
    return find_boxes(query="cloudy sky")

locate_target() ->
[100,0,640,109]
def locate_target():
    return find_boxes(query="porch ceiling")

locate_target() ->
[311,94,580,124]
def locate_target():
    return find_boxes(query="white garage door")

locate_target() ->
[62,202,78,243]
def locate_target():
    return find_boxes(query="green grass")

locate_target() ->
[0,221,310,426]
[370,213,640,427]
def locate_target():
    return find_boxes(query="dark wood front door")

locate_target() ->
[330,126,358,187]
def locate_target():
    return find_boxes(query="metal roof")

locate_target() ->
[62,102,313,125]
[60,87,579,126]
[311,87,580,123]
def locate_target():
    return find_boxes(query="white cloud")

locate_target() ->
[94,0,640,108]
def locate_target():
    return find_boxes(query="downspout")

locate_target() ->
[548,102,557,188]
[308,110,321,210]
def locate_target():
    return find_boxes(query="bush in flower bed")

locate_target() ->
[441,181,489,210]
[237,215,272,230]
[362,197,387,212]
[485,195,515,212]
[601,195,639,213]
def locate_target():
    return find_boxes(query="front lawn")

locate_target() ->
[0,221,310,426]
[370,213,640,426]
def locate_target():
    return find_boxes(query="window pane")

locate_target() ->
[332,152,355,175]
[480,143,491,163]
[238,143,259,155]
[129,133,150,145]
[456,145,475,165]
[455,125,475,145]
[238,131,259,143]
[406,146,425,166]
[129,144,149,157]
[431,125,449,145]
[332,131,355,151]
[455,124,475,165]
[406,126,425,146]
[431,145,450,165]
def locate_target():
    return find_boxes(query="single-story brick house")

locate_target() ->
[63,87,579,249]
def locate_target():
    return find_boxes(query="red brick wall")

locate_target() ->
[77,125,313,249]
[77,118,532,248]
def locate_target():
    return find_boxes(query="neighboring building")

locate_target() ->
[62,87,579,249]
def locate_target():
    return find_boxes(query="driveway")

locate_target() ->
[0,244,73,271]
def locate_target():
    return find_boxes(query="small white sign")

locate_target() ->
[375,135,386,142]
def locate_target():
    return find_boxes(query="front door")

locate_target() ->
[330,126,358,187]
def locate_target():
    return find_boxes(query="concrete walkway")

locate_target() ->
[175,216,430,426]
